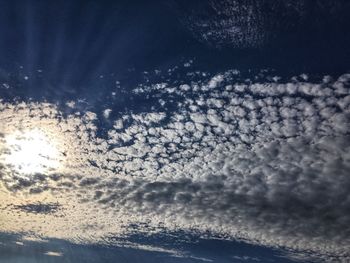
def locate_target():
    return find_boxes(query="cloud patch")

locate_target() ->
[0,70,349,262]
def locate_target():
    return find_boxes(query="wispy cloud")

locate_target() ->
[44,251,63,257]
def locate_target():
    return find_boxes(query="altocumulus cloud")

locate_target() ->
[0,69,349,262]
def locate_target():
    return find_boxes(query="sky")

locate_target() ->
[0,1,350,262]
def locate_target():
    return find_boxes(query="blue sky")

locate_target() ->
[0,231,303,263]
[0,1,349,262]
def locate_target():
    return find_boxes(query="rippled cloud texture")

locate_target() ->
[0,69,349,262]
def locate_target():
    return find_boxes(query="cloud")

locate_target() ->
[11,202,61,215]
[44,251,63,257]
[0,70,349,261]
[232,255,260,262]
[174,0,350,49]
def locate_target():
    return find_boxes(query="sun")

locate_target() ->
[4,129,60,175]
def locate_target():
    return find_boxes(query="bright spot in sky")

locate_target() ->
[4,129,60,175]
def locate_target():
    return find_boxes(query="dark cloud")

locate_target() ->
[10,202,62,215]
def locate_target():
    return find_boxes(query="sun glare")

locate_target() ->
[4,129,60,175]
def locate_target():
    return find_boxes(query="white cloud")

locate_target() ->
[0,70,349,262]
[44,251,63,257]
